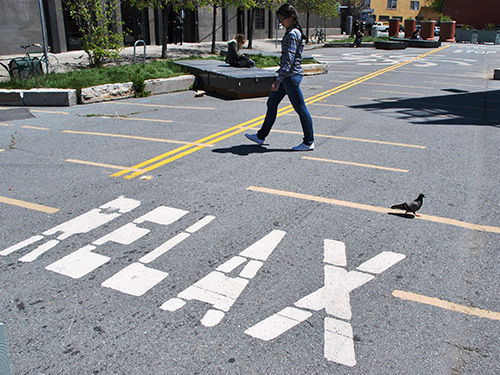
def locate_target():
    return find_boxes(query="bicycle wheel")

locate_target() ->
[41,54,60,74]
[310,33,319,44]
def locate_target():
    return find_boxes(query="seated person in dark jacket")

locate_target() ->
[225,34,255,68]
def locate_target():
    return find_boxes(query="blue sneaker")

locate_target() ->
[245,133,264,145]
[292,142,315,151]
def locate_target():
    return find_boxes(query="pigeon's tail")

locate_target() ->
[391,203,408,211]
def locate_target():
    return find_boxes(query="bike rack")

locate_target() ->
[133,40,146,64]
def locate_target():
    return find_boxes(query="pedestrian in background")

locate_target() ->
[245,3,314,151]
[174,13,184,45]
[354,29,363,47]
[225,34,255,68]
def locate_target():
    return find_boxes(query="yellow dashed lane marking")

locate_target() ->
[247,185,500,234]
[21,126,49,130]
[393,290,500,322]
[0,196,59,214]
[113,45,449,179]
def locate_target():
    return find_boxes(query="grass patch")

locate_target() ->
[0,54,318,92]
[0,59,187,92]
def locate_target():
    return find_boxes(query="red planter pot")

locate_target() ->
[421,20,435,40]
[389,19,400,37]
[439,21,456,42]
[404,19,416,38]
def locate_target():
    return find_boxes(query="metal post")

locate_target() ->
[133,40,146,64]
[0,323,12,375]
[38,0,50,73]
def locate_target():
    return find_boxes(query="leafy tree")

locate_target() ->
[64,0,124,67]
[343,0,367,21]
[426,0,445,14]
[292,0,339,40]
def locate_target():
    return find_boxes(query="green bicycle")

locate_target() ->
[0,43,60,79]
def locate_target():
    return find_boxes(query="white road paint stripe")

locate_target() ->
[245,240,406,367]
[0,235,43,256]
[101,262,168,296]
[18,240,60,263]
[201,309,226,327]
[324,239,346,266]
[161,230,285,327]
[45,245,109,279]
[133,206,188,226]
[216,256,247,273]
[139,232,190,264]
[185,215,216,233]
[324,317,356,367]
[239,260,263,279]
[239,230,286,261]
[244,307,312,341]
[356,251,406,274]
[93,223,150,246]
[43,196,140,240]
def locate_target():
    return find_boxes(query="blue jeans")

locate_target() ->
[257,75,314,145]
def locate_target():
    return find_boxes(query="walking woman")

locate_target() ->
[245,3,314,151]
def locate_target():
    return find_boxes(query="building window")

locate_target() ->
[255,8,265,30]
[410,1,420,10]
[387,0,397,10]
[379,15,390,21]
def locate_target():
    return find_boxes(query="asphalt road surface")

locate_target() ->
[1,42,500,374]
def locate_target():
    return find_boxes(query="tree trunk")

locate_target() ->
[161,6,168,58]
[247,8,254,49]
[211,5,217,54]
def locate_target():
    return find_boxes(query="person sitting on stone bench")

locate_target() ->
[225,34,255,68]
[411,29,422,40]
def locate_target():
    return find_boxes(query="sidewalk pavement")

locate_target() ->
[0,37,344,81]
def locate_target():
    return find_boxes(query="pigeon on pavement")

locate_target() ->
[391,194,425,217]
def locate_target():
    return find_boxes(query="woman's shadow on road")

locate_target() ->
[212,144,294,156]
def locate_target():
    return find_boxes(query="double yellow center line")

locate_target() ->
[112,45,450,179]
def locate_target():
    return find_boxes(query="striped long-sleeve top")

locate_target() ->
[276,27,304,82]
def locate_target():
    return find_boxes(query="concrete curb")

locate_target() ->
[0,88,77,106]
[0,74,195,106]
